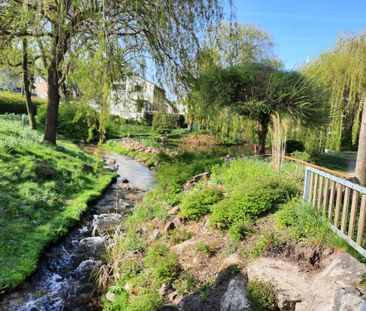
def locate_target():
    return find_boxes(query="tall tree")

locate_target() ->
[303,32,366,184]
[190,64,324,154]
[0,0,224,144]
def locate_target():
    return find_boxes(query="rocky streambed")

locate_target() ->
[0,151,154,311]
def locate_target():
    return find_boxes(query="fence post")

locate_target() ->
[303,166,311,201]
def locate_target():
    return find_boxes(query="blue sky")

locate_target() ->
[234,0,366,69]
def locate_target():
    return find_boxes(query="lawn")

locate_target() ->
[0,115,115,292]
[317,151,356,173]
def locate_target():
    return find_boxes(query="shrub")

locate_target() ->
[169,228,194,245]
[144,244,179,283]
[0,92,45,115]
[37,102,98,141]
[228,219,253,241]
[290,151,312,162]
[173,272,198,295]
[210,178,295,229]
[285,139,304,154]
[180,187,223,220]
[247,279,278,311]
[195,242,215,256]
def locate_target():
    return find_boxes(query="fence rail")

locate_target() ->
[303,166,366,257]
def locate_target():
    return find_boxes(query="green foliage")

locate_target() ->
[152,112,185,131]
[105,117,158,139]
[169,228,194,245]
[0,116,115,291]
[286,139,304,154]
[37,102,99,141]
[195,242,215,256]
[228,219,253,241]
[249,230,283,258]
[144,244,180,283]
[275,199,343,246]
[247,279,278,311]
[0,92,45,115]
[156,152,222,193]
[190,64,325,146]
[290,151,312,162]
[180,187,223,220]
[210,177,295,229]
[173,272,198,295]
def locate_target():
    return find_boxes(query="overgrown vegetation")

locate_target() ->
[0,116,115,291]
[247,279,278,311]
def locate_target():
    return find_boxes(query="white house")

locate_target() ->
[109,75,183,121]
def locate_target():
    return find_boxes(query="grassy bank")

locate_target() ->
[0,115,115,292]
[101,152,311,310]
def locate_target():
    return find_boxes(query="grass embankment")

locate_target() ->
[0,115,115,292]
[101,147,349,310]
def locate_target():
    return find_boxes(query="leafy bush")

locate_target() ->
[173,272,198,295]
[180,187,223,220]
[0,92,45,115]
[210,178,295,229]
[275,199,342,245]
[285,139,304,154]
[195,242,215,256]
[37,102,98,141]
[169,228,194,245]
[228,219,253,241]
[290,151,312,162]
[144,244,179,283]
[247,279,278,311]
[152,112,185,130]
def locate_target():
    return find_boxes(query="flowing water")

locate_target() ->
[0,150,154,311]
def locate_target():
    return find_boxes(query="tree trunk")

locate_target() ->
[44,57,60,144]
[355,101,366,185]
[22,38,36,129]
[257,119,269,155]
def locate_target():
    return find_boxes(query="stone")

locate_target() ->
[168,291,179,302]
[168,206,179,215]
[163,221,176,233]
[122,177,129,183]
[151,229,160,240]
[92,213,123,235]
[220,274,250,311]
[106,158,116,165]
[159,283,173,296]
[79,237,106,256]
[106,292,116,302]
[248,253,366,311]
[183,172,210,191]
[220,253,245,271]
[173,217,182,227]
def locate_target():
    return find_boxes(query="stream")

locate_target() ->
[0,150,154,311]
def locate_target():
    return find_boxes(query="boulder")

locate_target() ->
[163,221,176,233]
[92,213,123,235]
[106,158,116,165]
[183,172,210,191]
[151,229,161,240]
[79,237,106,256]
[248,253,366,311]
[220,274,250,311]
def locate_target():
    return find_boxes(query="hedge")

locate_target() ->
[0,92,46,115]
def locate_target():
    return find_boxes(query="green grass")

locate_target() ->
[317,151,356,172]
[0,115,115,292]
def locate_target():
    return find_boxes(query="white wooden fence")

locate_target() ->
[303,166,366,257]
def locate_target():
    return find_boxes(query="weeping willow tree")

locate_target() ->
[189,64,325,154]
[303,32,366,184]
[0,0,225,144]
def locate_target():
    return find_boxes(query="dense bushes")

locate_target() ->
[285,139,304,154]
[0,92,46,114]
[180,187,223,220]
[210,177,296,229]
[37,102,98,141]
